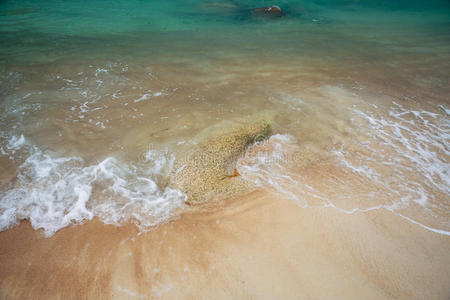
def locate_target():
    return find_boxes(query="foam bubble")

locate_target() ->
[6,134,25,152]
[237,134,327,207]
[0,134,30,159]
[237,102,450,235]
[0,144,186,237]
[348,101,449,200]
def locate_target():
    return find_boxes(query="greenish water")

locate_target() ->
[0,0,449,63]
[0,0,449,236]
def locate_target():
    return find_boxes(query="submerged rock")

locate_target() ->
[251,5,284,18]
[170,111,275,204]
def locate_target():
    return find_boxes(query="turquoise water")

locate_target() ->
[0,0,449,236]
[1,0,449,63]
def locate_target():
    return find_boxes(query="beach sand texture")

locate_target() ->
[0,192,449,299]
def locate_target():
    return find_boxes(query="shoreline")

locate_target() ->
[0,1,449,299]
[1,191,449,299]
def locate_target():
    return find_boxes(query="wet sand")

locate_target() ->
[0,63,448,299]
[1,1,449,298]
[1,190,449,299]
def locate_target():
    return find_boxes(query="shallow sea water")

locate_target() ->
[0,0,449,236]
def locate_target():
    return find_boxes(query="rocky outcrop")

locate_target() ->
[170,111,275,204]
[251,5,284,18]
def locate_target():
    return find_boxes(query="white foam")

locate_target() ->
[0,145,186,237]
[94,68,108,77]
[237,107,450,236]
[0,134,28,158]
[237,134,327,207]
[7,134,25,152]
[134,93,151,103]
[349,102,449,198]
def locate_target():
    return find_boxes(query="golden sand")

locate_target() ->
[0,42,449,300]
[0,191,449,299]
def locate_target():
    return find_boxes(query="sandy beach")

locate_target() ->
[1,190,449,299]
[1,1,449,299]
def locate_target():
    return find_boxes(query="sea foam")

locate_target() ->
[237,134,328,207]
[346,102,449,205]
[0,138,186,237]
[237,102,450,235]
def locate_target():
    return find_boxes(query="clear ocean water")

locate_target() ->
[0,0,449,236]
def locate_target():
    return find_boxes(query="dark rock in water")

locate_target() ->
[251,5,284,18]
[199,2,285,22]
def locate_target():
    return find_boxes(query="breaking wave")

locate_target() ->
[0,136,186,237]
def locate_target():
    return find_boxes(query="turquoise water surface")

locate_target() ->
[0,0,449,63]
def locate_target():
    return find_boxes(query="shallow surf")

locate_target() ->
[0,0,449,298]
